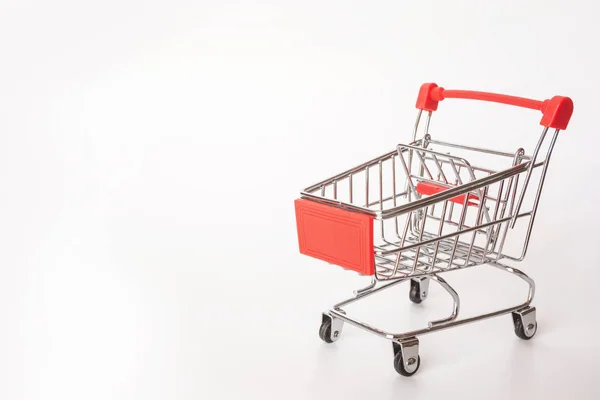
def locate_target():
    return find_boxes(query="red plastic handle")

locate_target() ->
[415,83,573,130]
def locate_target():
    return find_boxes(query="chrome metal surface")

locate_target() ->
[514,306,537,337]
[328,262,535,341]
[427,138,533,160]
[427,275,459,327]
[300,105,561,374]
[353,276,376,296]
[322,312,344,342]
[301,108,558,281]
[394,337,420,374]
[415,277,429,299]
[509,127,549,228]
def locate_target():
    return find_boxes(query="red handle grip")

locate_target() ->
[416,83,573,130]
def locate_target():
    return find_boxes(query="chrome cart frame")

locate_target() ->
[295,83,573,376]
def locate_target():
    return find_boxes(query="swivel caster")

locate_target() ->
[319,313,344,343]
[392,338,421,377]
[409,278,429,304]
[512,306,537,340]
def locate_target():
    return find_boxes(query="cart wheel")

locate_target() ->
[319,314,343,343]
[319,319,334,343]
[513,317,537,340]
[409,279,426,304]
[392,338,420,377]
[393,350,421,377]
[512,307,537,340]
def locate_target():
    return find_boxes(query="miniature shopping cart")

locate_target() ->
[294,83,573,376]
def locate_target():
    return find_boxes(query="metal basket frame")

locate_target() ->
[296,84,573,376]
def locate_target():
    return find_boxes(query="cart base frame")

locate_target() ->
[318,261,538,376]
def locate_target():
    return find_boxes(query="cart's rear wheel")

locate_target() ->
[409,279,426,304]
[393,350,420,377]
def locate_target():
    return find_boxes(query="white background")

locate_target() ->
[1,1,598,399]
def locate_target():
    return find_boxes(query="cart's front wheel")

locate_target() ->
[393,350,421,377]
[392,338,420,377]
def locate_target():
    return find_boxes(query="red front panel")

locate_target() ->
[294,199,374,275]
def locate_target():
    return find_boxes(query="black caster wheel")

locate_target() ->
[513,314,537,340]
[392,339,420,377]
[319,314,343,343]
[409,279,426,304]
[393,350,421,377]
[319,318,334,343]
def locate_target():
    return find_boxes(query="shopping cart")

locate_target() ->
[294,83,573,376]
